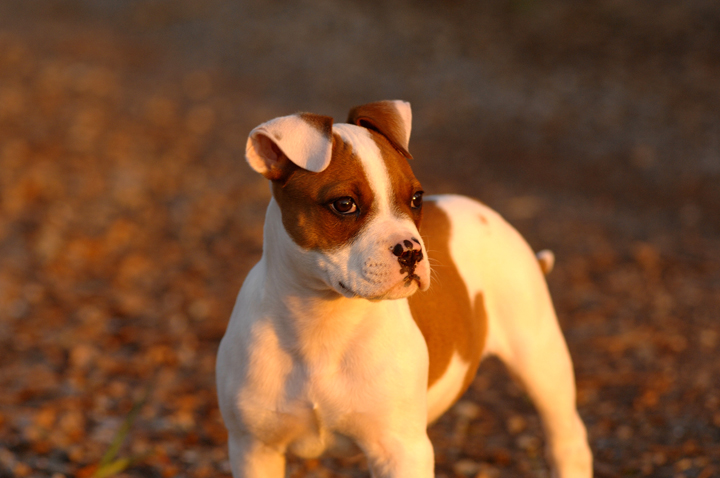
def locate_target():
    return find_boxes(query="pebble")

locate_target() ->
[453,459,481,476]
[453,401,481,420]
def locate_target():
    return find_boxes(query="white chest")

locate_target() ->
[231,299,428,458]
[236,347,358,458]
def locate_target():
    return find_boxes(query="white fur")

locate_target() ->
[333,124,393,217]
[426,351,470,423]
[247,114,332,173]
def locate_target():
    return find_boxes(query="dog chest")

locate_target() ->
[232,300,429,458]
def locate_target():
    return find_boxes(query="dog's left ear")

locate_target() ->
[246,113,334,180]
[347,100,413,159]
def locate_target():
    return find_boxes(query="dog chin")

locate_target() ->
[337,278,421,301]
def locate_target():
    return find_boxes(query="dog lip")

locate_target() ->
[338,281,356,297]
[404,273,422,287]
[367,276,423,301]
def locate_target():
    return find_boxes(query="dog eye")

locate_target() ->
[411,191,424,209]
[330,197,358,215]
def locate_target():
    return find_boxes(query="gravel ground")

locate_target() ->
[1,1,719,477]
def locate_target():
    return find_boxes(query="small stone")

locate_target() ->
[516,434,541,452]
[475,464,500,478]
[616,425,633,440]
[700,329,717,349]
[13,462,31,477]
[674,458,692,472]
[453,401,481,420]
[0,448,16,469]
[506,196,543,220]
[453,459,480,476]
[507,415,526,435]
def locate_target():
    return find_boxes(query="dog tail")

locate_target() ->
[536,249,555,275]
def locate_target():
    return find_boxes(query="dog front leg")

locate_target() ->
[364,433,435,478]
[228,433,286,478]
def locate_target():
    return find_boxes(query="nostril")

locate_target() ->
[403,240,413,249]
[411,237,420,245]
[408,250,422,264]
[392,244,404,256]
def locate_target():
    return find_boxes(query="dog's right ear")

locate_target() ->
[347,100,413,160]
[246,113,334,180]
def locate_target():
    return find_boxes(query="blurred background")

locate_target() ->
[1,1,719,477]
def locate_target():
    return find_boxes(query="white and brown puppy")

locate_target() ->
[216,101,593,478]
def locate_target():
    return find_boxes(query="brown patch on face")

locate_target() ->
[271,133,375,250]
[408,201,487,390]
[367,130,423,229]
[299,113,333,139]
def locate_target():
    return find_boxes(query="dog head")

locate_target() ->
[246,100,430,301]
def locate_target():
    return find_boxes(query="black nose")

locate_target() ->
[392,238,421,256]
[392,238,423,274]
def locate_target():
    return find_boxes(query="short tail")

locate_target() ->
[536,249,555,275]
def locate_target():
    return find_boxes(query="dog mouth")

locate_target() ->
[338,281,356,298]
[337,239,426,299]
[337,277,421,301]
[403,273,422,287]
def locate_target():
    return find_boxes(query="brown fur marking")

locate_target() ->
[347,101,412,159]
[367,130,423,229]
[271,133,375,250]
[298,113,333,139]
[457,291,488,400]
[408,201,487,390]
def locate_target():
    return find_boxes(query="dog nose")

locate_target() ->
[392,238,423,269]
[391,238,421,256]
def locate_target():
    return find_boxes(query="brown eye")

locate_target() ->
[411,191,424,209]
[331,197,358,215]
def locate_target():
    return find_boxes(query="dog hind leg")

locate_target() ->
[488,305,593,478]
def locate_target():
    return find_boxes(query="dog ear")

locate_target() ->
[347,100,413,159]
[246,113,334,180]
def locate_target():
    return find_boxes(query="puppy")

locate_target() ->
[216,100,592,477]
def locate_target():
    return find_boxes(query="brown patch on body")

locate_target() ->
[408,201,487,392]
[271,133,375,250]
[467,292,488,395]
